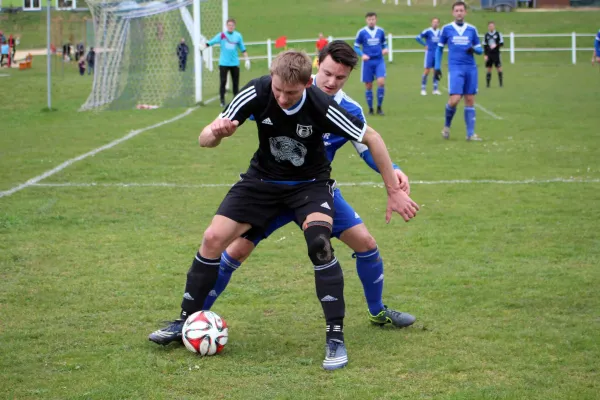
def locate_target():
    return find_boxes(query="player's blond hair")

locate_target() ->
[270,50,312,85]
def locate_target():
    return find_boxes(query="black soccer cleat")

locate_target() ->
[368,108,374,116]
[148,319,185,345]
[377,107,384,116]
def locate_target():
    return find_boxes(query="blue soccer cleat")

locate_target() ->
[322,339,348,371]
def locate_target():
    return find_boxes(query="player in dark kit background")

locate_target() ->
[149,50,420,371]
[484,22,504,88]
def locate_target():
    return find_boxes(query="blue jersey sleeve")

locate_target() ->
[354,30,364,56]
[381,29,388,49]
[471,28,483,54]
[416,29,428,46]
[595,31,600,54]
[435,46,444,70]
[438,26,448,46]
[352,142,401,173]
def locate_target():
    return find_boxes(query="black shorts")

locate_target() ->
[216,173,336,232]
[485,53,502,68]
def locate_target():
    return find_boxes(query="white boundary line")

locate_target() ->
[440,85,504,120]
[473,103,504,121]
[28,178,600,189]
[0,107,201,199]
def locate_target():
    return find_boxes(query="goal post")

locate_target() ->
[80,0,227,111]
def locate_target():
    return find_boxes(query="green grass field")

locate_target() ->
[2,1,600,399]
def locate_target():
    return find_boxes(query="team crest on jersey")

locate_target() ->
[296,124,313,138]
[269,136,307,167]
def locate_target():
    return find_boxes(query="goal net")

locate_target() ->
[80,0,225,111]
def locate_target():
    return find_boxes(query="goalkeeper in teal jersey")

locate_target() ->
[203,18,251,107]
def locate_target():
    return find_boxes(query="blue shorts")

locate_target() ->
[361,58,386,83]
[247,188,363,246]
[448,66,478,95]
[423,51,436,69]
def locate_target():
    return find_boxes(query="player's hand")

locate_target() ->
[362,54,370,61]
[386,188,419,223]
[424,46,428,51]
[199,43,208,52]
[244,59,251,70]
[466,47,475,55]
[210,118,239,139]
[382,49,389,55]
[434,69,442,81]
[484,55,488,62]
[395,169,410,195]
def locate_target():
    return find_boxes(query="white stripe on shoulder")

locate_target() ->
[326,106,362,141]
[221,85,256,118]
[220,86,256,119]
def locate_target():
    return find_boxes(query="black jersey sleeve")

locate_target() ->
[318,95,367,143]
[218,78,260,125]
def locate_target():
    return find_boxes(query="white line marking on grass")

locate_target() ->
[440,85,504,120]
[473,103,503,120]
[0,108,198,199]
[29,178,600,189]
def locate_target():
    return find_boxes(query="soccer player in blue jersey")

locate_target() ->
[416,17,442,96]
[592,29,600,65]
[434,1,483,141]
[203,18,251,107]
[354,12,388,115]
[201,41,416,340]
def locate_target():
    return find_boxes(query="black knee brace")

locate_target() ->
[305,222,345,340]
[304,221,334,265]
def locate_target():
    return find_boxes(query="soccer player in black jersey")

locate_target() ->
[149,50,419,370]
[484,22,504,88]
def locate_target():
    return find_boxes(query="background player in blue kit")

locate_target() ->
[434,1,483,141]
[416,17,442,96]
[202,41,417,332]
[354,12,388,115]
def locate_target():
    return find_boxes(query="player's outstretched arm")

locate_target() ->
[351,142,410,194]
[361,127,419,223]
[199,118,239,148]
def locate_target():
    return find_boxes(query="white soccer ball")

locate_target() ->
[182,310,228,356]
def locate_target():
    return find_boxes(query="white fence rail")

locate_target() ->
[208,32,597,68]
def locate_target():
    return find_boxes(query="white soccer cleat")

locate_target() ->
[441,126,450,140]
[433,90,442,95]
[466,134,483,141]
[420,90,427,96]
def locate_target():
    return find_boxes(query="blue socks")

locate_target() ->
[433,77,439,91]
[202,251,240,310]
[366,89,373,110]
[465,106,476,137]
[354,247,385,316]
[445,104,457,128]
[377,87,385,108]
[421,74,428,90]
